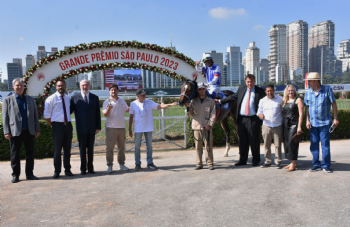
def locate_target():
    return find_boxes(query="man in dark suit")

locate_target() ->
[70,79,101,174]
[2,78,40,183]
[217,74,266,166]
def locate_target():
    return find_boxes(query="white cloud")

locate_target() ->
[19,37,25,41]
[253,25,265,30]
[209,7,246,19]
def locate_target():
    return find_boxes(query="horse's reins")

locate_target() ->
[180,81,196,103]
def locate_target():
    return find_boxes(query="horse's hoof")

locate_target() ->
[223,153,228,157]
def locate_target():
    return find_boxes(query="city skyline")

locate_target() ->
[1,0,350,81]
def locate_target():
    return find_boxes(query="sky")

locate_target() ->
[1,0,350,81]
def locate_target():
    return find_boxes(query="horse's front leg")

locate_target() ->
[221,117,230,157]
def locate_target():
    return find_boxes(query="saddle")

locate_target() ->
[206,91,230,110]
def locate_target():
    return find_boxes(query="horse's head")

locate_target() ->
[178,77,197,106]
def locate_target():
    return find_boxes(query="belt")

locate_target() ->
[240,115,256,118]
[52,121,71,125]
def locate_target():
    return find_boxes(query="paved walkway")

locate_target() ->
[1,140,350,227]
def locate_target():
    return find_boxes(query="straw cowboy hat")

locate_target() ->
[304,72,321,81]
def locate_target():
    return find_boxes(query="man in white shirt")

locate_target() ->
[257,84,283,169]
[44,80,74,178]
[102,84,129,173]
[129,89,177,171]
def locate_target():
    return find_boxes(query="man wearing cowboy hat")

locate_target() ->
[304,72,339,173]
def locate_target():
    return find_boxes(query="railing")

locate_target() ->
[70,107,188,154]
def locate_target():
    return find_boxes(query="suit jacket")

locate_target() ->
[220,85,266,120]
[2,94,40,137]
[70,92,101,136]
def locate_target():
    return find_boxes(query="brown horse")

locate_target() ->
[178,77,238,157]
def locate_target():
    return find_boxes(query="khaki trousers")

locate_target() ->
[194,129,213,167]
[262,124,283,164]
[105,128,126,166]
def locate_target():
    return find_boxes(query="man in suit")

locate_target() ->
[216,74,266,166]
[2,78,40,183]
[70,79,101,175]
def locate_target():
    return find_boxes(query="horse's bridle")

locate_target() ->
[180,81,196,103]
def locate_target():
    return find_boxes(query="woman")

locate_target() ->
[283,85,303,171]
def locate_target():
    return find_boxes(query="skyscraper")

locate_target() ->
[7,58,23,89]
[245,42,260,76]
[91,70,104,89]
[37,46,47,60]
[259,59,270,84]
[26,55,35,71]
[308,20,335,77]
[268,24,287,82]
[287,20,308,79]
[225,45,244,86]
[337,39,350,73]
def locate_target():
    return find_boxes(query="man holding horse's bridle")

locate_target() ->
[185,82,216,170]
[195,54,221,99]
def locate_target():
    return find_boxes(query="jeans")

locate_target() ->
[134,131,153,165]
[309,124,331,168]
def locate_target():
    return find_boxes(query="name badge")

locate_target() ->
[206,107,210,112]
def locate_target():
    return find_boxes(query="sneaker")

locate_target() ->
[260,163,271,168]
[323,167,333,173]
[119,165,129,171]
[135,164,141,171]
[276,164,282,169]
[195,166,203,170]
[310,166,322,172]
[107,166,113,173]
[147,163,158,169]
[208,166,215,170]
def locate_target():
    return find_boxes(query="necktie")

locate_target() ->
[84,95,88,104]
[61,95,68,123]
[244,89,251,116]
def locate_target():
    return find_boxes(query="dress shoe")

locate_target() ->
[26,174,39,180]
[208,166,215,170]
[65,171,74,177]
[252,163,260,166]
[12,176,19,183]
[195,166,203,170]
[53,172,60,178]
[81,171,87,175]
[88,170,96,174]
[234,162,247,166]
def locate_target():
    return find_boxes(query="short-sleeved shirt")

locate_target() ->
[129,99,159,133]
[102,97,128,128]
[304,85,336,127]
[257,95,283,127]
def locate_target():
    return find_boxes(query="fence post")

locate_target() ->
[184,117,187,148]
[161,96,166,139]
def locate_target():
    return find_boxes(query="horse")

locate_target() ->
[178,77,238,157]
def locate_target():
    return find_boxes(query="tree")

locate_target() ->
[0,83,9,91]
[323,75,334,84]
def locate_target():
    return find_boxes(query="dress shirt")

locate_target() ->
[81,91,89,104]
[258,95,283,127]
[15,93,28,129]
[240,87,256,116]
[304,85,335,127]
[44,91,72,122]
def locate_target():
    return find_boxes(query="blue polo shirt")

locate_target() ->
[15,94,28,129]
[304,85,336,127]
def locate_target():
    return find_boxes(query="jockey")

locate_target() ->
[195,54,221,99]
